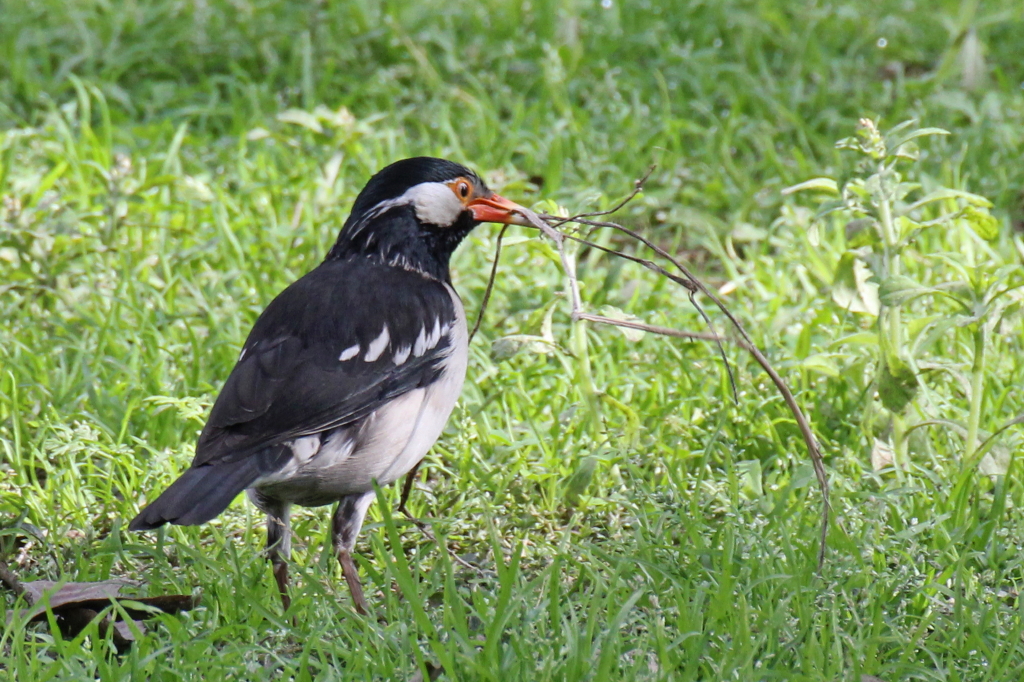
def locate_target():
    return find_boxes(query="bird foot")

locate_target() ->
[272,560,298,627]
[338,550,369,615]
[273,560,291,611]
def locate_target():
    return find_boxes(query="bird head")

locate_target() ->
[327,157,531,281]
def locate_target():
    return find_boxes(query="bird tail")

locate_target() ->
[128,458,266,531]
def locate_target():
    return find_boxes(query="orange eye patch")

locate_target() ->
[447,177,474,203]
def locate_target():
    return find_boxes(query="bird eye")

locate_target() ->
[457,181,470,199]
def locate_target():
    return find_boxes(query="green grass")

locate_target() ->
[2,0,1024,679]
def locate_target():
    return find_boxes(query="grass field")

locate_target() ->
[3,0,1024,679]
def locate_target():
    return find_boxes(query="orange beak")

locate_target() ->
[467,193,532,226]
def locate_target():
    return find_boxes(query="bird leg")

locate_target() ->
[338,549,368,615]
[265,502,293,612]
[331,492,375,615]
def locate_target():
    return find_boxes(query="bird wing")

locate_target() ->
[192,257,461,467]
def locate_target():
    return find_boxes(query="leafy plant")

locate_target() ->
[784,119,1023,469]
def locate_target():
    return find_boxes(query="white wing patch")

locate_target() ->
[413,318,445,357]
[364,325,391,362]
[393,344,412,366]
[341,319,443,366]
[426,318,441,349]
[413,326,428,357]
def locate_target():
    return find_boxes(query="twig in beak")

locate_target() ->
[469,224,511,343]
[542,184,830,570]
[468,173,830,571]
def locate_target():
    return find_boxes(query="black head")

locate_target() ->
[326,157,528,281]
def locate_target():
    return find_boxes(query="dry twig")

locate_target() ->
[0,557,26,598]
[482,175,830,569]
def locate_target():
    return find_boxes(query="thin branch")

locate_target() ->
[560,232,696,292]
[401,511,485,575]
[0,557,26,598]
[545,166,655,228]
[539,174,739,402]
[687,290,739,404]
[502,181,832,569]
[572,313,722,342]
[469,223,512,343]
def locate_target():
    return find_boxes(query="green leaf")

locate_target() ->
[832,253,879,316]
[277,109,324,133]
[896,215,921,241]
[905,314,941,338]
[962,205,999,241]
[735,459,763,498]
[883,119,919,142]
[491,335,556,359]
[598,305,645,342]
[830,331,879,348]
[800,354,840,377]
[878,354,918,413]
[781,178,839,196]
[29,160,68,204]
[878,274,929,307]
[903,187,993,214]
[564,456,598,507]
[814,199,848,220]
[887,125,951,150]
[892,141,920,161]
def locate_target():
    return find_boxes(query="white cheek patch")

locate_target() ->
[403,182,464,227]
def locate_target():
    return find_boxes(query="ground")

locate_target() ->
[2,1,1024,680]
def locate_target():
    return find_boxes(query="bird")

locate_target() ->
[129,157,531,614]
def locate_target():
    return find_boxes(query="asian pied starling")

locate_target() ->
[129,157,531,614]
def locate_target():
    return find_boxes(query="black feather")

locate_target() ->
[192,255,458,468]
[128,445,291,529]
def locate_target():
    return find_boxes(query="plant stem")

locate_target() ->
[571,317,602,436]
[966,324,986,458]
[560,241,602,435]
[878,185,902,348]
[877,175,909,467]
